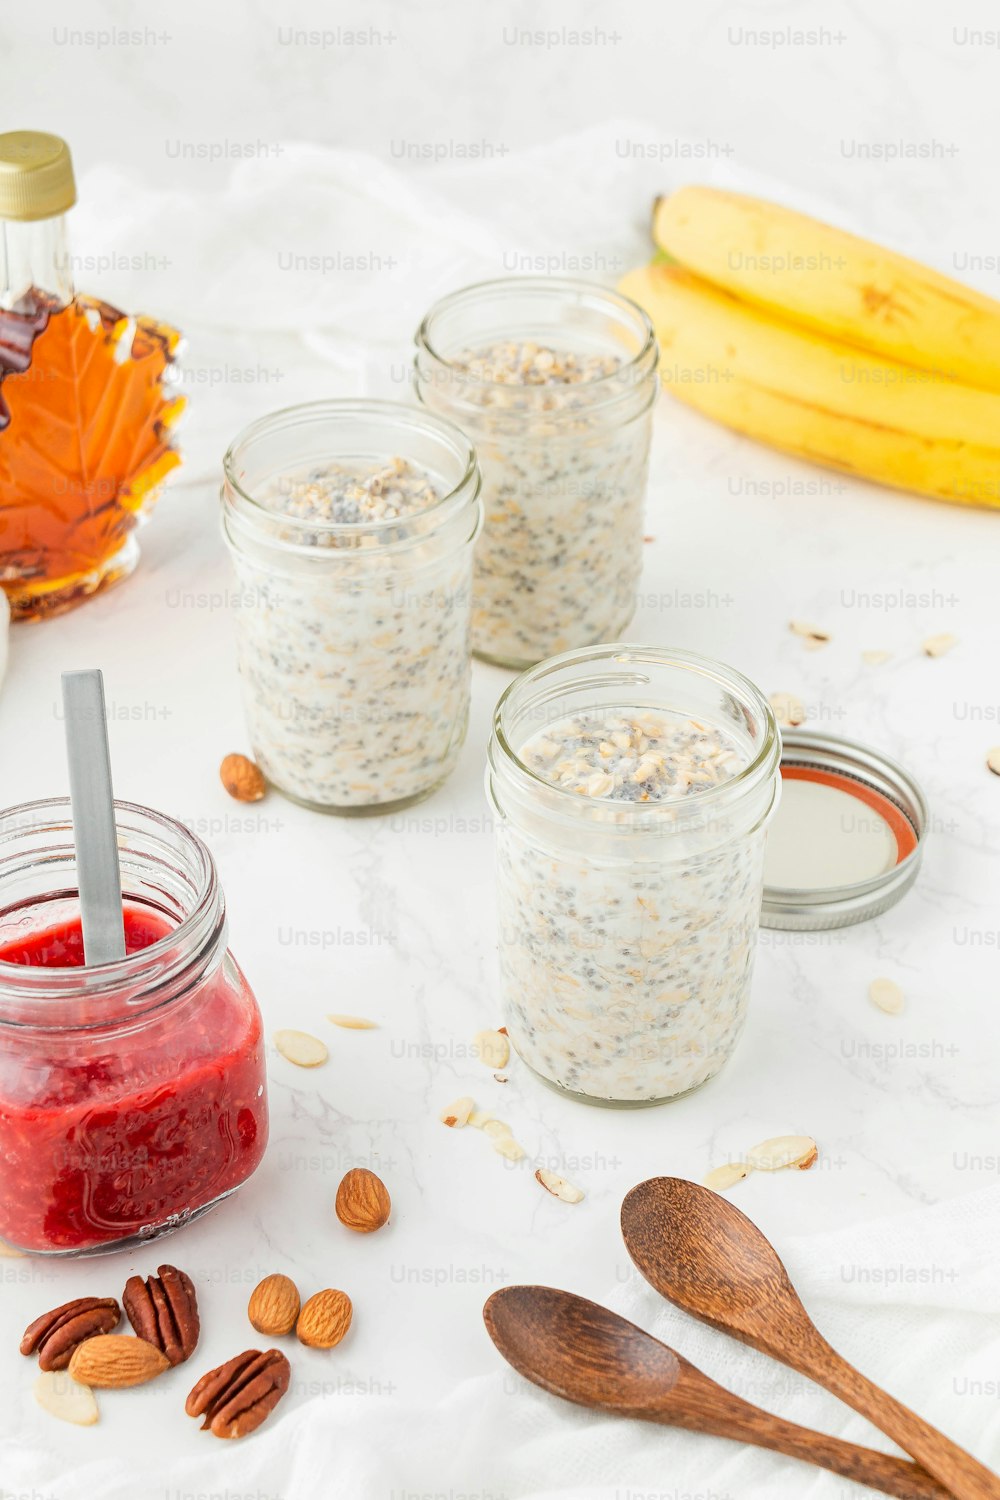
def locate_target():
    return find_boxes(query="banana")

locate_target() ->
[653,186,1000,394]
[619,259,1000,509]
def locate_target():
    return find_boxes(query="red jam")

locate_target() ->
[0,905,268,1254]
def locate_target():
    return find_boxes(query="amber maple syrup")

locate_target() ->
[0,132,183,620]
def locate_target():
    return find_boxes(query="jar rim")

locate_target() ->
[222,397,480,540]
[414,275,658,388]
[0,797,222,1014]
[490,643,780,818]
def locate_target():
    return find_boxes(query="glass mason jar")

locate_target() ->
[223,400,482,814]
[486,646,780,1106]
[414,277,659,669]
[0,799,268,1255]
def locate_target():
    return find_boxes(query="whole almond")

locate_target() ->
[248,1274,300,1337]
[220,753,266,803]
[68,1334,170,1388]
[296,1290,352,1350]
[335,1168,390,1233]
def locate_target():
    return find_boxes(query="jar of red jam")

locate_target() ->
[0,798,268,1256]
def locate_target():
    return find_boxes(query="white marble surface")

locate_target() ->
[2,3,1000,1495]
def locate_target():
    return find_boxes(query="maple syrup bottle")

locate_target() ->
[0,131,183,620]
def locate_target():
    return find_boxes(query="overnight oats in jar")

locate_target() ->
[223,401,482,813]
[0,799,268,1255]
[414,278,658,668]
[487,646,780,1105]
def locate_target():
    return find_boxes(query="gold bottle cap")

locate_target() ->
[0,131,76,222]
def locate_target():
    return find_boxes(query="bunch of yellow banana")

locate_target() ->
[620,186,1000,509]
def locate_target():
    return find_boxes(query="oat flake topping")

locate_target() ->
[452,341,620,390]
[520,710,749,803]
[274,457,441,528]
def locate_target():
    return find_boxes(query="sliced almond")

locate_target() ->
[327,1013,378,1030]
[0,1237,24,1257]
[34,1369,99,1426]
[482,1118,513,1141]
[987,747,1000,777]
[468,1108,496,1130]
[790,620,830,647]
[746,1135,818,1173]
[769,691,806,728]
[869,977,904,1015]
[274,1029,328,1068]
[68,1334,170,1388]
[703,1161,751,1193]
[492,1134,526,1162]
[473,1029,510,1070]
[922,632,958,658]
[862,649,892,667]
[535,1167,585,1204]
[439,1096,475,1128]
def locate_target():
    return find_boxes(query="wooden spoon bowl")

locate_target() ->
[621,1176,1000,1500]
[484,1285,950,1499]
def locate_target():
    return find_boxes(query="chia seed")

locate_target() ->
[495,709,768,1103]
[227,454,477,812]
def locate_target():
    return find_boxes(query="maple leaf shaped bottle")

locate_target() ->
[0,131,184,620]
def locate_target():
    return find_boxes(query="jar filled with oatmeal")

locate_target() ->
[487,645,780,1106]
[222,401,481,814]
[414,278,658,668]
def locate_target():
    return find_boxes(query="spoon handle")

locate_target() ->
[61,669,125,966]
[664,1360,951,1500]
[793,1337,1000,1500]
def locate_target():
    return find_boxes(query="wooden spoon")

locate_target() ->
[484,1286,948,1498]
[621,1176,1000,1500]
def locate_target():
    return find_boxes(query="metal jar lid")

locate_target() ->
[761,729,928,930]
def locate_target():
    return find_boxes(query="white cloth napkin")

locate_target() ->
[67,118,859,488]
[6,1184,999,1499]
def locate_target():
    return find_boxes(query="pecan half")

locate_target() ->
[122,1265,200,1366]
[185,1349,291,1439]
[20,1297,121,1371]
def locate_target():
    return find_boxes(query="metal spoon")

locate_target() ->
[484,1285,948,1498]
[61,669,125,965]
[621,1176,1000,1500]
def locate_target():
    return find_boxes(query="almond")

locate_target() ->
[274,1029,328,1068]
[988,747,1000,777]
[34,1369,99,1426]
[68,1334,170,1388]
[335,1167,390,1233]
[789,620,830,648]
[472,1029,510,1070]
[869,977,905,1015]
[922,632,958,658]
[703,1162,751,1193]
[747,1135,818,1173]
[219,752,266,803]
[769,690,806,728]
[248,1274,300,1337]
[535,1167,585,1204]
[296,1290,352,1350]
[439,1096,475,1128]
[327,1013,378,1030]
